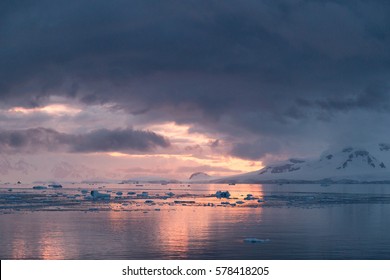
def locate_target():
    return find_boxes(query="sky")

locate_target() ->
[1,0,390,182]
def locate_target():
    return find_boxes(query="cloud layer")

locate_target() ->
[1,0,390,164]
[0,127,170,154]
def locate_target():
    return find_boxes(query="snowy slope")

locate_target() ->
[216,144,390,183]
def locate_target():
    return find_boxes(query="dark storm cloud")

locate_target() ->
[0,128,70,153]
[0,127,170,154]
[1,0,390,159]
[70,128,170,152]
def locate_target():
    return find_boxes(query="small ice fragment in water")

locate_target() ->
[244,238,270,244]
[215,191,230,198]
[137,192,149,198]
[244,194,254,200]
[127,192,136,195]
[174,200,196,204]
[116,191,123,195]
[236,201,245,204]
[166,192,175,197]
[48,184,63,189]
[90,190,111,200]
[33,186,47,190]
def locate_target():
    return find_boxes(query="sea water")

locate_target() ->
[1,183,390,259]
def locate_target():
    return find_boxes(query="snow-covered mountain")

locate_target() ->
[215,144,390,184]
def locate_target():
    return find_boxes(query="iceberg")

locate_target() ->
[215,191,231,198]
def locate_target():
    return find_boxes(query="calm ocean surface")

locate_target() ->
[1,183,390,259]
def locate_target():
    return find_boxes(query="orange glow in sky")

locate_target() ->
[8,104,81,116]
[107,121,263,178]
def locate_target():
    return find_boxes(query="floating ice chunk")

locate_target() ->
[127,192,136,195]
[90,190,111,200]
[33,186,47,190]
[166,192,175,197]
[48,184,63,189]
[144,200,154,204]
[174,200,196,205]
[116,191,123,196]
[244,194,254,200]
[257,199,264,203]
[137,192,149,198]
[236,200,245,204]
[215,191,231,198]
[244,238,270,244]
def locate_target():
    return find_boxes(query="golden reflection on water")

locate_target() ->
[8,184,265,259]
[10,213,74,259]
[151,184,265,258]
[39,230,66,260]
[155,207,210,258]
[12,238,27,259]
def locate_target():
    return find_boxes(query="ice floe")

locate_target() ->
[90,190,111,200]
[48,184,63,189]
[243,238,270,243]
[33,186,47,190]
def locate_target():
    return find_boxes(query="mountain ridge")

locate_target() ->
[213,144,390,184]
